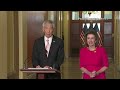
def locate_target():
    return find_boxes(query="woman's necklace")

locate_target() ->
[88,47,97,53]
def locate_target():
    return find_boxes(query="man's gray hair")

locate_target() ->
[42,20,55,29]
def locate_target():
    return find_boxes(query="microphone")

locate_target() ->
[23,56,32,69]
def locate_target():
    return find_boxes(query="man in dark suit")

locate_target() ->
[32,20,64,79]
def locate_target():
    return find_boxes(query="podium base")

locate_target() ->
[37,74,45,79]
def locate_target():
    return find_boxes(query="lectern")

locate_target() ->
[20,68,60,79]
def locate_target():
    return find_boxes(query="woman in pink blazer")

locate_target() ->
[79,30,109,79]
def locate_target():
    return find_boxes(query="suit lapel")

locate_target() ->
[48,35,56,58]
[41,36,47,58]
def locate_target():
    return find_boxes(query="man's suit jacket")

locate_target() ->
[32,35,64,71]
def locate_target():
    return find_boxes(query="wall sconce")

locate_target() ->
[83,11,99,16]
[88,11,92,16]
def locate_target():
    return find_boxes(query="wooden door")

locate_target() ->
[70,11,114,59]
[27,11,48,67]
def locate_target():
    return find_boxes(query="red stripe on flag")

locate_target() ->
[80,30,85,45]
[97,31,102,46]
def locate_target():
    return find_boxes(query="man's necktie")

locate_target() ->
[45,39,49,57]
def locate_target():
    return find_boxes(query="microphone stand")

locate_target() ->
[23,56,32,69]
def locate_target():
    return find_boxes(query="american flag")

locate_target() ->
[94,23,102,46]
[83,23,88,34]
[80,24,88,46]
[89,23,93,30]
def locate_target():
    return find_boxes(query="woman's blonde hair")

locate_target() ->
[85,29,99,47]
